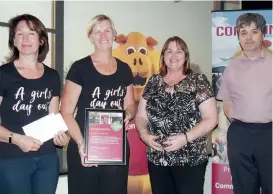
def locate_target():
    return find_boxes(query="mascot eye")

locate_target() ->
[126,46,136,55]
[138,47,147,55]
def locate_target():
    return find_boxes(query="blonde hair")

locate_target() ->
[87,14,117,38]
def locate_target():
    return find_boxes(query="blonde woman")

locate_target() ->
[61,14,135,194]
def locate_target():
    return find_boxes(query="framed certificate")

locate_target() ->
[84,108,126,165]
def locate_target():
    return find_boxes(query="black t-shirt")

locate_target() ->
[66,56,133,136]
[0,62,61,159]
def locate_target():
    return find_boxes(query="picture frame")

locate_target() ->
[84,108,126,165]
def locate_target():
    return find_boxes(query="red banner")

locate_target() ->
[211,163,233,194]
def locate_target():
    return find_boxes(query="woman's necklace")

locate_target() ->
[165,85,175,94]
[164,75,185,95]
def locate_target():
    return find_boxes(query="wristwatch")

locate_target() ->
[9,132,14,144]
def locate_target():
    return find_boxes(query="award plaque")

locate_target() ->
[84,108,126,165]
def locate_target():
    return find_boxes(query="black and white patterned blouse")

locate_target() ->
[142,72,214,166]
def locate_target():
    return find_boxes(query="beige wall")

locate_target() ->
[0,1,54,66]
[0,1,214,79]
[64,1,213,79]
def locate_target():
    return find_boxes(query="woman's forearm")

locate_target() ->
[62,113,83,145]
[135,117,149,137]
[125,102,136,120]
[0,125,13,143]
[186,117,218,142]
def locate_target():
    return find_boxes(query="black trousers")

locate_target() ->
[67,140,130,194]
[148,161,207,194]
[227,120,272,194]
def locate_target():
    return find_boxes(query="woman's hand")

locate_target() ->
[53,131,70,146]
[140,132,163,151]
[78,141,98,168]
[124,110,132,129]
[12,133,43,152]
[163,133,187,152]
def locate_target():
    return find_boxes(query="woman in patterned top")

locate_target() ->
[135,36,218,194]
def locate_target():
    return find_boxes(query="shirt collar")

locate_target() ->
[240,48,265,62]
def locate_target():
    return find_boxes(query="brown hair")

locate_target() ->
[236,13,266,37]
[159,36,191,76]
[7,14,49,62]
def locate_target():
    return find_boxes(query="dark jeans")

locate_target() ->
[227,120,272,194]
[148,161,208,194]
[0,153,59,194]
[67,140,130,194]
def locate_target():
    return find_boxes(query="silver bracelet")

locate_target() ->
[77,140,83,148]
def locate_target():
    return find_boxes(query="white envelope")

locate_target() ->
[23,113,68,143]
